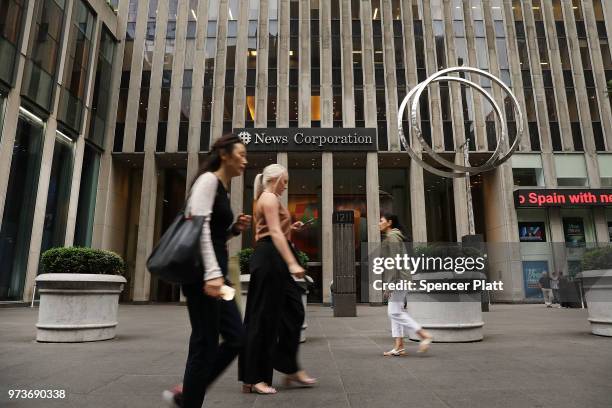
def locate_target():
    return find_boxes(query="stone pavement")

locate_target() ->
[1,304,611,408]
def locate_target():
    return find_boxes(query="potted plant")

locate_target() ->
[404,243,487,342]
[35,247,127,342]
[579,247,612,337]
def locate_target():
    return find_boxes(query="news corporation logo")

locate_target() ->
[238,131,252,145]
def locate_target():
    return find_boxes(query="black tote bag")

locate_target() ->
[146,210,205,284]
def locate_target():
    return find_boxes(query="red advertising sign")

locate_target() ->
[514,189,612,208]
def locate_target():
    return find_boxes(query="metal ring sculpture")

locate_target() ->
[397,67,524,178]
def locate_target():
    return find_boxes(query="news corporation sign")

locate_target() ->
[233,128,377,152]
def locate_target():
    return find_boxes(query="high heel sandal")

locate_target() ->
[283,373,317,387]
[242,383,277,394]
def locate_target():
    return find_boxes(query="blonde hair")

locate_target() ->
[254,164,288,200]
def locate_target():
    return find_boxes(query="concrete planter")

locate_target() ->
[35,273,126,342]
[578,270,612,337]
[405,272,485,342]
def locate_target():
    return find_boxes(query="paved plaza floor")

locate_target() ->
[1,303,611,408]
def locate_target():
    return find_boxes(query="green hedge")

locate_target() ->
[41,247,126,275]
[238,247,309,274]
[581,247,612,271]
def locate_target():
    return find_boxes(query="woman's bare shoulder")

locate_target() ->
[258,191,279,208]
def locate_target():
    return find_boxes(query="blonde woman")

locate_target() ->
[239,164,316,394]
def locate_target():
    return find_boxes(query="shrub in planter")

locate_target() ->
[41,247,126,275]
[581,247,612,271]
[238,248,255,274]
[35,247,127,343]
[405,243,486,342]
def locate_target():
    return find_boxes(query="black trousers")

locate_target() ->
[181,282,244,408]
[239,238,305,385]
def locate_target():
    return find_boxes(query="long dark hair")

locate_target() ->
[190,134,243,188]
[382,213,409,241]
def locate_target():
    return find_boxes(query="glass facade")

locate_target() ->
[40,132,74,259]
[57,0,95,132]
[21,0,66,112]
[74,145,100,247]
[0,0,27,87]
[88,27,116,149]
[0,111,44,300]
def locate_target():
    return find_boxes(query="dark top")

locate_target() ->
[209,181,233,276]
[187,172,234,279]
[539,276,551,289]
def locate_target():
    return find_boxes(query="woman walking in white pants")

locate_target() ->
[379,214,433,356]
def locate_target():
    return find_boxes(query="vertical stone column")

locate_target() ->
[65,18,104,245]
[186,1,211,186]
[501,0,531,152]
[210,0,229,142]
[399,0,426,242]
[277,0,290,129]
[561,0,596,155]
[462,0,486,150]
[320,0,333,303]
[340,0,354,127]
[255,0,269,128]
[165,0,190,152]
[360,1,382,303]
[442,0,470,240]
[228,0,250,259]
[482,162,522,302]
[523,0,551,153]
[559,4,601,190]
[92,0,130,250]
[420,0,443,151]
[541,152,558,187]
[321,152,333,303]
[276,1,290,209]
[22,0,76,301]
[380,0,399,151]
[123,0,151,152]
[0,0,36,231]
[582,0,612,148]
[541,0,573,150]
[277,152,288,206]
[298,0,310,126]
[131,0,170,302]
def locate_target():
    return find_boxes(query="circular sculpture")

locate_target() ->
[398,67,524,178]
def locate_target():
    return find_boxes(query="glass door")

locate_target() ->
[0,111,44,300]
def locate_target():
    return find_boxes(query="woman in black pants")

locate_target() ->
[163,135,250,408]
[239,164,316,394]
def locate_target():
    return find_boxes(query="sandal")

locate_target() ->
[417,337,433,353]
[283,372,317,387]
[383,348,406,356]
[242,383,277,394]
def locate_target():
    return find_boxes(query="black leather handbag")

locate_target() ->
[146,209,205,284]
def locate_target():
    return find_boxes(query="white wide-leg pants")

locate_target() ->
[387,290,422,338]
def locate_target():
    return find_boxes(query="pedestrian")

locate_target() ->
[538,271,553,307]
[558,271,572,308]
[379,214,433,356]
[551,270,561,308]
[239,164,316,394]
[162,134,251,408]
